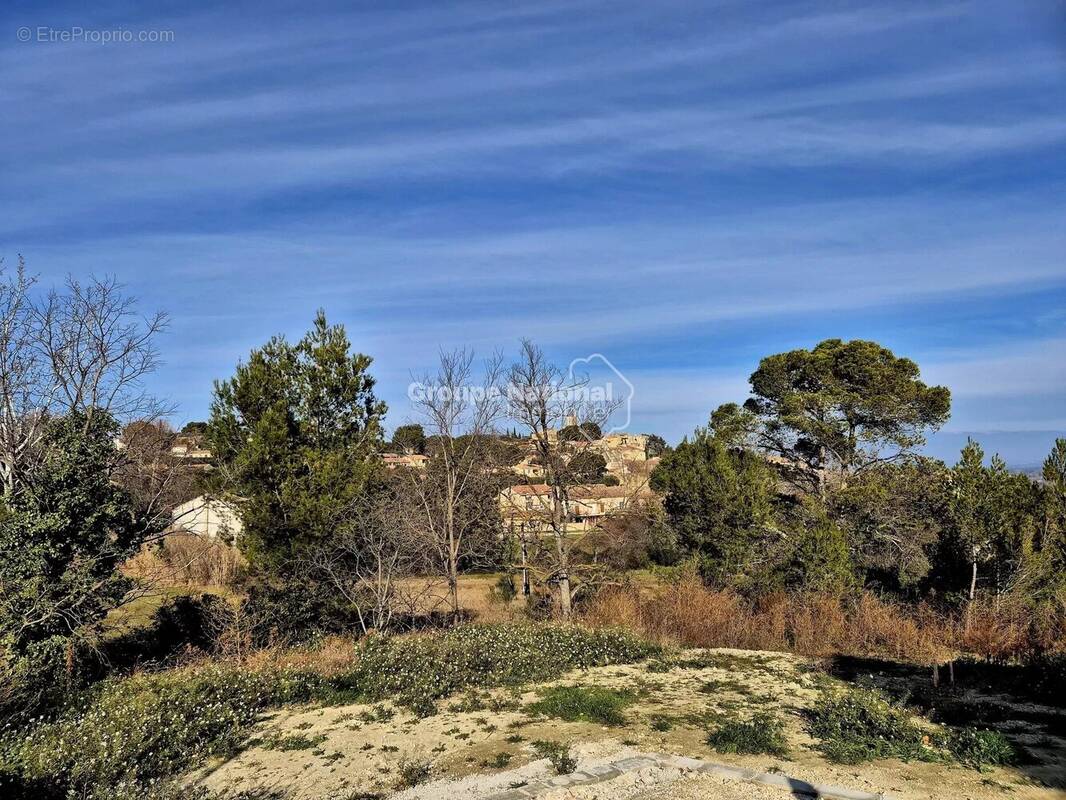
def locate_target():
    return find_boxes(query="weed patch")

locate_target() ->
[480,752,513,769]
[1,623,655,798]
[262,733,327,752]
[526,685,636,726]
[944,727,1019,770]
[532,740,577,774]
[357,704,395,723]
[645,659,674,673]
[649,714,674,731]
[396,757,432,788]
[699,678,749,695]
[706,711,788,756]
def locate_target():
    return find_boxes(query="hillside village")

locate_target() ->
[164,422,662,543]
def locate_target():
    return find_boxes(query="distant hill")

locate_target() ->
[1015,464,1046,481]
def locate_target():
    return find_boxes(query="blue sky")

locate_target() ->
[2,0,1065,466]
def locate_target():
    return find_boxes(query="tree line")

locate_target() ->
[1,263,1063,720]
[651,339,1066,617]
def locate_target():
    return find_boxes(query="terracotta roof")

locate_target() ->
[569,485,642,500]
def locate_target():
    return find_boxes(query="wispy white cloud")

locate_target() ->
[2,0,1063,459]
[924,338,1066,399]
[3,1,1061,229]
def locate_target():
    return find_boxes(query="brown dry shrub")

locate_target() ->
[959,597,1066,662]
[583,580,973,665]
[124,533,245,588]
[584,581,645,632]
[787,593,848,657]
[846,592,940,663]
[245,634,358,675]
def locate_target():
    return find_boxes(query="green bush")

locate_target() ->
[808,687,1021,770]
[525,685,636,726]
[242,581,358,646]
[332,623,657,717]
[944,727,1018,770]
[807,687,936,764]
[706,711,788,756]
[491,574,517,604]
[0,664,331,797]
[74,780,288,800]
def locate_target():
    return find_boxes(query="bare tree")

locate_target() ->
[503,340,623,620]
[0,260,171,501]
[35,274,170,428]
[400,349,506,621]
[0,259,48,498]
[116,419,202,540]
[0,261,184,648]
[305,491,424,634]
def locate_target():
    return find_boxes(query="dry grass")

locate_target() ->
[125,533,246,588]
[393,574,525,624]
[244,634,360,674]
[958,599,1066,662]
[583,577,1065,665]
[116,546,1065,669]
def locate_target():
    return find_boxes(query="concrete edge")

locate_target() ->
[486,751,892,800]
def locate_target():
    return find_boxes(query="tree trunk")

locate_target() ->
[448,549,460,623]
[557,565,572,620]
[965,557,978,634]
[446,475,461,623]
[520,535,530,596]
[551,484,572,621]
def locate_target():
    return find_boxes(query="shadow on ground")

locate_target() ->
[825,654,1066,791]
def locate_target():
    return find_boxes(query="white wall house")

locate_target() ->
[171,495,243,543]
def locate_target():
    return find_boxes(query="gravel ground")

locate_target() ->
[631,772,800,800]
[197,650,1060,800]
[396,760,810,800]
[394,745,836,800]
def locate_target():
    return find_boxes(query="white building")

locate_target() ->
[171,495,243,542]
[382,453,430,470]
[499,482,655,534]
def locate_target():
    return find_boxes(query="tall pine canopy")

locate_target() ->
[207,311,386,571]
[711,339,951,495]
